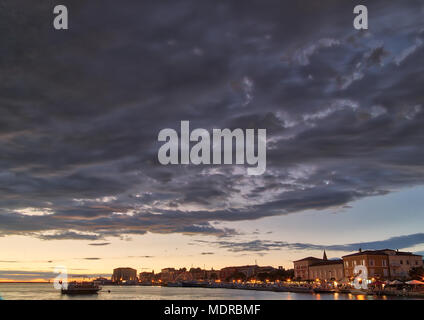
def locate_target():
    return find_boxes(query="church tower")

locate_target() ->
[323,250,328,261]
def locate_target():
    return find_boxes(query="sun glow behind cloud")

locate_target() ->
[14,208,54,217]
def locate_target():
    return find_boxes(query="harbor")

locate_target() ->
[0,282,420,300]
[146,280,424,299]
[96,248,424,300]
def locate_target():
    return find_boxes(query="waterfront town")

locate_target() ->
[89,248,424,297]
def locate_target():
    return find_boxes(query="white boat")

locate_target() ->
[61,281,101,295]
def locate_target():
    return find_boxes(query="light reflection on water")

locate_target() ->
[0,283,415,300]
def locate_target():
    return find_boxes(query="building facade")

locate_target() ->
[111,267,138,283]
[342,250,390,280]
[139,271,155,283]
[293,251,344,281]
[309,260,344,281]
[219,265,276,281]
[342,249,423,280]
[293,256,325,281]
[160,268,177,282]
[384,249,423,279]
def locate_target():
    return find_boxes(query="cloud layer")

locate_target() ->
[195,233,424,254]
[0,1,424,241]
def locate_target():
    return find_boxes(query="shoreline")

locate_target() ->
[107,283,424,299]
[2,282,423,299]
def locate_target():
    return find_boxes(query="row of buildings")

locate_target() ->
[294,249,423,282]
[106,248,423,284]
[110,265,286,284]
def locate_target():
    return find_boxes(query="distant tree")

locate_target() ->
[409,266,424,280]
[249,269,295,282]
[286,269,294,279]
[269,268,294,281]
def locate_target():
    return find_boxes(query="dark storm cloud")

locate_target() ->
[1,1,424,239]
[198,233,424,253]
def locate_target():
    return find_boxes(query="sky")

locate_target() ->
[1,0,424,281]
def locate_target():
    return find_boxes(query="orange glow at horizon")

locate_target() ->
[0,278,50,283]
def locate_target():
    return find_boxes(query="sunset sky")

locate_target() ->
[1,0,424,281]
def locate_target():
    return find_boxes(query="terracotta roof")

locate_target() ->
[293,257,322,263]
[310,259,343,267]
[342,250,388,258]
[394,251,421,256]
[343,249,422,258]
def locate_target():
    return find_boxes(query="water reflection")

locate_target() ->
[0,283,417,300]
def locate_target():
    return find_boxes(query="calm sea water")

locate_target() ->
[0,283,413,300]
